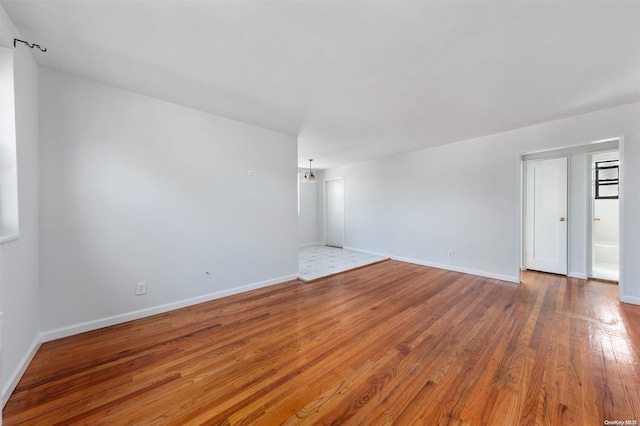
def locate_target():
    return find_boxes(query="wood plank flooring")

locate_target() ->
[4,261,640,425]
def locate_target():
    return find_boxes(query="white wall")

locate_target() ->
[322,103,640,304]
[568,152,588,277]
[298,170,319,245]
[0,4,41,405]
[593,200,619,244]
[39,69,299,336]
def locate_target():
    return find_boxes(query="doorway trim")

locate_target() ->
[587,150,620,281]
[518,138,623,296]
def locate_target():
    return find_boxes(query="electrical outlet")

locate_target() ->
[448,250,454,258]
[135,282,147,296]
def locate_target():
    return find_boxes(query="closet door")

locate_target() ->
[525,157,568,275]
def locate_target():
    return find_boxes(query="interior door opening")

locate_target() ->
[590,152,620,282]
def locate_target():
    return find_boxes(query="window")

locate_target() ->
[0,47,20,242]
[595,160,619,199]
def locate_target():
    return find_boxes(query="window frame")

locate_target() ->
[595,160,619,200]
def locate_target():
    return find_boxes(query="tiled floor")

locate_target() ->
[299,245,388,282]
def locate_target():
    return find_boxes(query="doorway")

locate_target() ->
[524,157,568,275]
[590,152,620,281]
[325,177,344,248]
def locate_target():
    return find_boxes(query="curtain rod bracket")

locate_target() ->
[14,39,47,52]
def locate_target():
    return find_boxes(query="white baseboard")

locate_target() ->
[621,295,640,306]
[568,272,588,279]
[344,246,520,284]
[298,242,323,248]
[343,246,388,257]
[41,273,299,342]
[2,332,43,408]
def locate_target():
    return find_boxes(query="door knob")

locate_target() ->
[594,217,601,221]
[559,217,565,222]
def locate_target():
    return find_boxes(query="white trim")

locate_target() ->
[568,272,588,279]
[517,154,524,277]
[298,242,323,248]
[0,234,19,244]
[617,136,626,302]
[586,153,594,279]
[344,246,520,284]
[343,246,387,257]
[41,273,299,342]
[2,333,43,408]
[621,295,640,306]
[521,138,619,161]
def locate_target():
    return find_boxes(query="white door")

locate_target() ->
[525,157,568,275]
[325,178,344,248]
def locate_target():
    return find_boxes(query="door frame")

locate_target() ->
[324,176,345,248]
[518,137,624,298]
[587,150,620,280]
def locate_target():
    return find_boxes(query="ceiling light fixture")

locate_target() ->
[303,159,317,183]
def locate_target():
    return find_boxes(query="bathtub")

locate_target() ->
[593,242,619,265]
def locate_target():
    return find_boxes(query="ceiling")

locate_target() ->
[3,1,639,169]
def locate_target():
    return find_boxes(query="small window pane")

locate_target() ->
[598,184,618,198]
[598,168,618,180]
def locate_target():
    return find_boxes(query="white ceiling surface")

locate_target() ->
[3,1,639,169]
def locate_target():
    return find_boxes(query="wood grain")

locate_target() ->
[4,261,640,425]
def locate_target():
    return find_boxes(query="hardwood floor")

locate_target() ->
[4,261,640,425]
